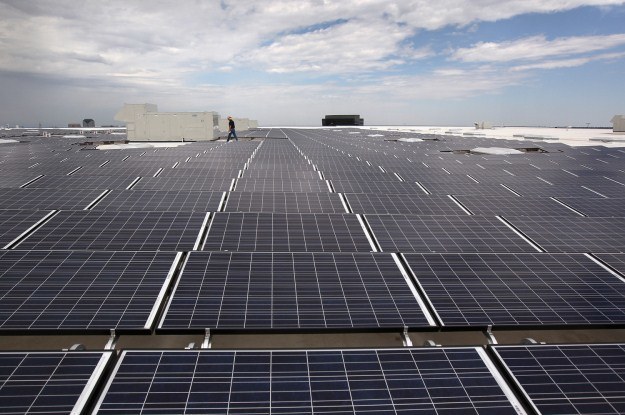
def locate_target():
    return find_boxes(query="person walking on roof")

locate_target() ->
[227,116,238,142]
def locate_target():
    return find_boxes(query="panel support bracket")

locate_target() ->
[201,328,212,349]
[484,325,498,345]
[104,329,118,350]
[401,326,413,347]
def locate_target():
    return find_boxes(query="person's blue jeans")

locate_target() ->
[227,129,238,141]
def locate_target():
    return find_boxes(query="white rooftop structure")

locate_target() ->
[611,115,625,133]
[115,103,219,142]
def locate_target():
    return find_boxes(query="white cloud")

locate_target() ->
[510,51,625,70]
[1,0,624,126]
[244,18,415,74]
[452,33,625,62]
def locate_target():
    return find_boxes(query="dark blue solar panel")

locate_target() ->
[365,214,537,253]
[0,188,106,210]
[95,348,524,414]
[493,344,625,415]
[160,252,435,330]
[554,197,625,217]
[0,250,179,331]
[0,210,53,249]
[91,190,224,212]
[224,192,347,213]
[403,253,625,328]
[345,193,467,215]
[16,211,206,251]
[504,217,625,253]
[0,351,112,414]
[202,213,373,252]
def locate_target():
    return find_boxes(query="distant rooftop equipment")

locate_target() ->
[611,115,625,133]
[474,121,493,130]
[115,103,219,142]
[322,115,364,126]
[82,119,95,128]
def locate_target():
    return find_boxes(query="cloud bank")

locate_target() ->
[0,0,624,125]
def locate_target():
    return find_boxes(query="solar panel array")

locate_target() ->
[2,127,625,412]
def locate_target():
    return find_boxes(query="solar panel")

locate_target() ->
[0,351,112,415]
[91,190,224,212]
[234,179,329,193]
[554,197,625,217]
[0,250,180,331]
[0,188,107,210]
[0,175,43,188]
[155,168,241,178]
[330,180,426,194]
[242,170,320,179]
[453,195,580,216]
[321,171,399,181]
[132,176,234,191]
[494,183,611,198]
[0,210,53,249]
[17,211,206,251]
[402,253,625,328]
[344,193,467,215]
[492,344,625,415]
[160,252,434,329]
[365,215,537,253]
[504,216,625,253]
[95,347,525,414]
[417,181,522,196]
[23,175,137,190]
[202,213,374,252]
[224,192,347,213]
[595,253,625,274]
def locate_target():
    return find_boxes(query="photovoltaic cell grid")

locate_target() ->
[17,211,205,251]
[554,197,625,217]
[402,253,625,328]
[24,175,137,190]
[415,181,520,197]
[365,215,537,253]
[330,180,426,195]
[0,351,112,415]
[0,210,52,248]
[344,193,467,215]
[160,252,433,329]
[505,216,625,253]
[0,250,178,331]
[453,195,580,216]
[95,348,524,414]
[132,176,234,191]
[0,175,43,188]
[234,179,329,193]
[493,344,625,415]
[242,170,320,179]
[224,192,347,213]
[596,254,625,275]
[92,190,224,212]
[202,213,373,252]
[0,188,106,210]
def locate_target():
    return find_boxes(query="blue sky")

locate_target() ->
[0,0,624,127]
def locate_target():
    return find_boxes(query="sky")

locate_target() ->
[1,0,624,127]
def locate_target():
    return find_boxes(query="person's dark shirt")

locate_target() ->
[229,119,235,129]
